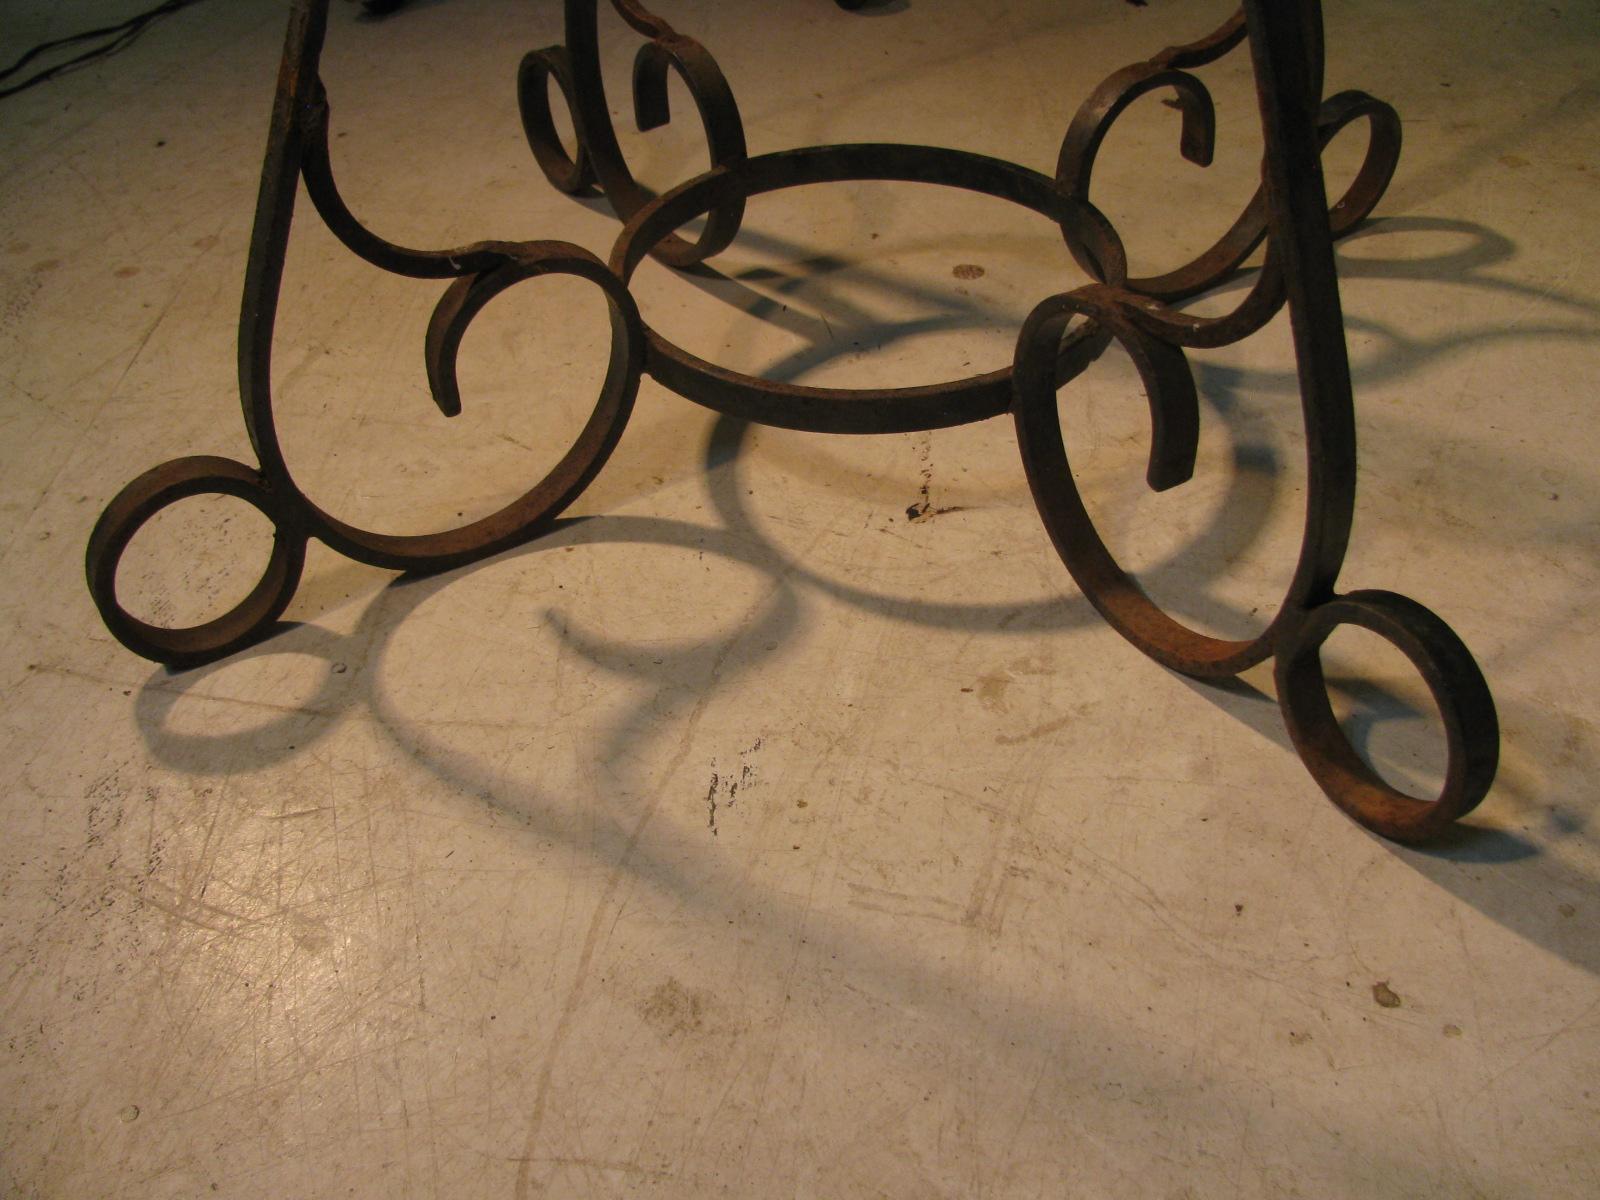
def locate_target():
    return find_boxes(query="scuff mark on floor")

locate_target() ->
[706,738,764,836]
[905,432,969,522]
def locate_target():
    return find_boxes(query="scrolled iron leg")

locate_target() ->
[85,0,642,665]
[1011,0,1498,837]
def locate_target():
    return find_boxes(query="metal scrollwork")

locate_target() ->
[521,0,749,267]
[86,0,1499,845]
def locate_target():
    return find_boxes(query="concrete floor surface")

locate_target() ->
[2,1,1597,1196]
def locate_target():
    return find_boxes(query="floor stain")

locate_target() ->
[994,712,1075,746]
[1007,653,1053,676]
[641,978,708,1038]
[1372,980,1402,1009]
[961,656,1055,713]
[976,672,1012,713]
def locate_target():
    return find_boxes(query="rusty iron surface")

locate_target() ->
[84,0,1499,844]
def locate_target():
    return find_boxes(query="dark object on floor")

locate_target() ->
[0,0,204,100]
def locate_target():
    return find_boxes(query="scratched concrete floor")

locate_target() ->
[3,0,1598,1196]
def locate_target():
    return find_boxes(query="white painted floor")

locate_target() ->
[3,1,1598,1196]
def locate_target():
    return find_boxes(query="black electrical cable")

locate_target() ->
[0,0,206,100]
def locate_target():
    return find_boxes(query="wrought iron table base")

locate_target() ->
[86,0,1500,844]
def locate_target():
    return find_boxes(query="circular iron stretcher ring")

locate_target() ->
[607,143,1130,435]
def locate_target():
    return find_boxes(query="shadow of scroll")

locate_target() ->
[122,533,1576,1200]
[131,207,1600,997]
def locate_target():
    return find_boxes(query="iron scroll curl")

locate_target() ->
[520,0,749,268]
